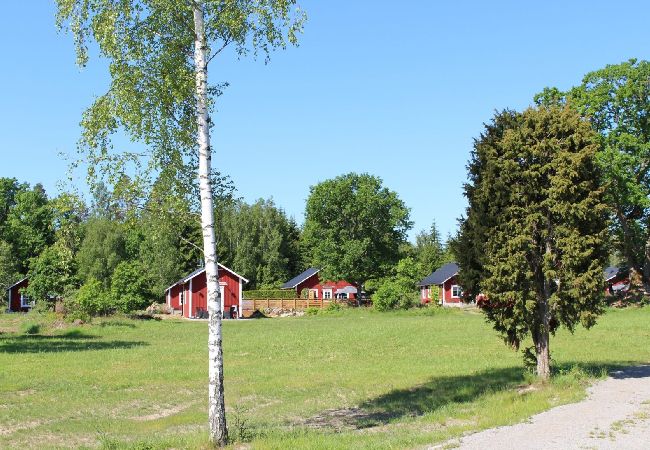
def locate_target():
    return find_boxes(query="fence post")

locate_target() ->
[293,298,297,310]
[266,299,270,309]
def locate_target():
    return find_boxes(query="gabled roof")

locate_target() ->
[604,266,627,282]
[5,278,27,291]
[418,263,459,287]
[281,267,320,289]
[165,263,249,292]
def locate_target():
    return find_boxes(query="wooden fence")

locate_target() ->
[242,298,337,317]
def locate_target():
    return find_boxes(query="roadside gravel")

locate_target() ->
[431,365,650,450]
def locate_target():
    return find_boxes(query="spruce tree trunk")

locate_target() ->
[193,3,228,446]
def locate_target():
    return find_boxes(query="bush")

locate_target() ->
[66,279,116,320]
[373,279,418,311]
[21,322,41,335]
[305,307,320,316]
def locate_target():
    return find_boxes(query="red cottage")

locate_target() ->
[6,278,31,312]
[418,262,465,306]
[280,268,358,300]
[604,266,629,295]
[165,264,248,319]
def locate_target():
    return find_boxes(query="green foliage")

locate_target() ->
[456,106,608,368]
[25,242,79,307]
[414,220,454,279]
[0,240,19,292]
[69,279,115,318]
[3,183,54,273]
[110,261,152,313]
[536,60,650,287]
[305,306,320,316]
[20,322,41,335]
[217,199,302,290]
[77,219,127,287]
[243,289,296,299]
[302,173,412,288]
[372,257,420,311]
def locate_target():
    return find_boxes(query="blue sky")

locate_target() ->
[1,1,649,240]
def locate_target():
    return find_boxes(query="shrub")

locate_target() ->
[305,306,320,316]
[21,322,41,335]
[373,279,418,311]
[66,279,116,319]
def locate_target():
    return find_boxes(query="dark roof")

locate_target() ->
[5,278,27,291]
[418,263,459,287]
[604,266,627,282]
[281,267,320,289]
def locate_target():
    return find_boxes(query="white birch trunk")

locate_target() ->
[193,3,228,446]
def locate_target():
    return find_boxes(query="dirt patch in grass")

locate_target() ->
[303,407,394,431]
[131,402,195,421]
[0,420,50,436]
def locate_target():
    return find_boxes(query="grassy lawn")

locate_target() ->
[1,306,649,449]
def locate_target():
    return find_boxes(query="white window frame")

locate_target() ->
[20,293,31,308]
[323,289,332,300]
[451,285,462,298]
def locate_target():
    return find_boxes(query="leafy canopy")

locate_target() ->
[302,173,412,286]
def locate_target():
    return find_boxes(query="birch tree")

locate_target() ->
[55,0,305,445]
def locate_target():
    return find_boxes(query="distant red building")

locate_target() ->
[418,263,464,306]
[280,268,358,300]
[6,278,31,312]
[165,264,249,319]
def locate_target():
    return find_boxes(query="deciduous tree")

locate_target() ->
[302,173,412,297]
[55,0,305,444]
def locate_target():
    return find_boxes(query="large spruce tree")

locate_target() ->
[455,106,608,379]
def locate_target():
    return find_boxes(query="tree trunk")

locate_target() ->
[643,235,650,293]
[616,210,643,291]
[534,240,552,381]
[534,299,551,381]
[193,3,228,447]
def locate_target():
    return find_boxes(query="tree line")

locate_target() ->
[1,172,455,315]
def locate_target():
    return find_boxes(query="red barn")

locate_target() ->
[165,264,248,319]
[280,268,358,300]
[6,278,31,312]
[418,263,465,306]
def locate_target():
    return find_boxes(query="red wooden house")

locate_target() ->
[604,266,629,295]
[6,278,31,312]
[165,264,248,319]
[418,262,465,306]
[280,268,358,300]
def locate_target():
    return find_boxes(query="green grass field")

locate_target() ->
[1,306,649,449]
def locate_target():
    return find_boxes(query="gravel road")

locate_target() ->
[431,365,650,450]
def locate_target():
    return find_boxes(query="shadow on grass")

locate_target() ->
[0,333,147,353]
[305,360,649,430]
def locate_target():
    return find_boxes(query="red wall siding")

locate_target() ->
[295,273,320,297]
[443,276,461,304]
[8,279,29,312]
[166,267,243,319]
